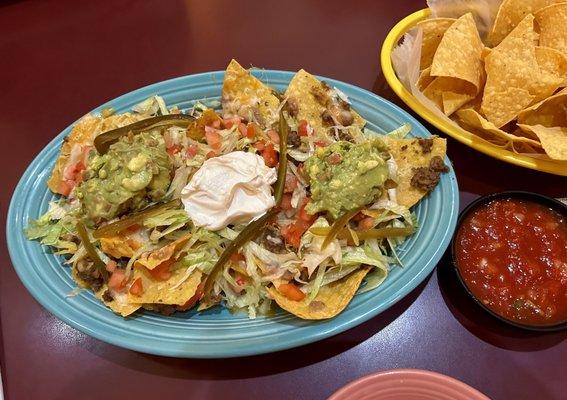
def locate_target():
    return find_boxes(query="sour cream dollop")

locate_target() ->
[181,151,277,231]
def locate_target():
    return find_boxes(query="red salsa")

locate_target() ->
[455,198,567,326]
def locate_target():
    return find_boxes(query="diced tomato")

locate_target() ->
[205,127,222,150]
[352,212,365,222]
[166,144,182,155]
[105,260,117,273]
[129,277,144,296]
[238,122,247,137]
[63,161,84,181]
[298,198,316,223]
[148,261,172,281]
[261,143,278,167]
[206,150,217,159]
[254,140,266,152]
[246,124,256,139]
[235,274,246,287]
[281,193,293,210]
[281,222,304,248]
[57,180,73,197]
[358,217,375,231]
[223,116,241,129]
[267,129,280,144]
[298,120,309,137]
[177,283,204,311]
[284,174,298,193]
[108,269,127,291]
[186,144,199,158]
[327,153,342,165]
[211,119,221,129]
[315,140,328,148]
[277,282,306,301]
[230,252,245,263]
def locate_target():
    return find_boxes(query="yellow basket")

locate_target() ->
[380,9,567,176]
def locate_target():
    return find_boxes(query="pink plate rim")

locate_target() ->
[328,368,490,400]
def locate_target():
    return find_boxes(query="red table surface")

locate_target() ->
[1,1,565,399]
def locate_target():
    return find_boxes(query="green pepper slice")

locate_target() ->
[94,114,195,154]
[320,207,363,249]
[202,208,279,302]
[76,221,108,280]
[93,199,181,238]
[311,226,415,241]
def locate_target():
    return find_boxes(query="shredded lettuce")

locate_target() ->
[25,202,78,254]
[300,217,342,276]
[132,95,169,116]
[342,246,390,294]
[386,123,411,139]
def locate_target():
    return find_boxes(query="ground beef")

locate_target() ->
[430,155,449,173]
[417,138,433,153]
[410,156,449,192]
[260,225,286,253]
[411,167,440,192]
[287,130,301,148]
[311,85,329,105]
[337,129,354,142]
[286,98,299,117]
[102,290,114,302]
[75,260,104,292]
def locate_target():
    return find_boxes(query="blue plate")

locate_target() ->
[7,70,459,358]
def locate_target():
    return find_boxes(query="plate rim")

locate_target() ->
[7,70,459,358]
[328,368,491,400]
[380,8,567,177]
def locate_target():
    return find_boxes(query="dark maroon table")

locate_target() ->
[1,1,565,399]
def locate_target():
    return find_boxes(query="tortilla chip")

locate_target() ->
[487,0,556,46]
[100,235,141,259]
[517,124,567,159]
[284,69,366,139]
[135,234,191,270]
[268,267,370,320]
[417,18,456,69]
[430,13,484,93]
[457,108,543,148]
[485,14,563,110]
[70,267,140,317]
[481,86,536,128]
[96,286,140,317]
[536,46,567,84]
[221,59,281,129]
[417,67,435,91]
[535,3,567,56]
[380,136,447,208]
[517,89,567,126]
[127,267,203,305]
[47,113,143,195]
[422,77,476,115]
[442,91,476,116]
[481,46,492,61]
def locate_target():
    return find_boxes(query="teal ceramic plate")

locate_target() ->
[7,71,459,358]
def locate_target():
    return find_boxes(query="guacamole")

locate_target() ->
[304,140,389,219]
[77,131,172,222]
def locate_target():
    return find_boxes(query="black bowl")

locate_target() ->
[451,191,567,332]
